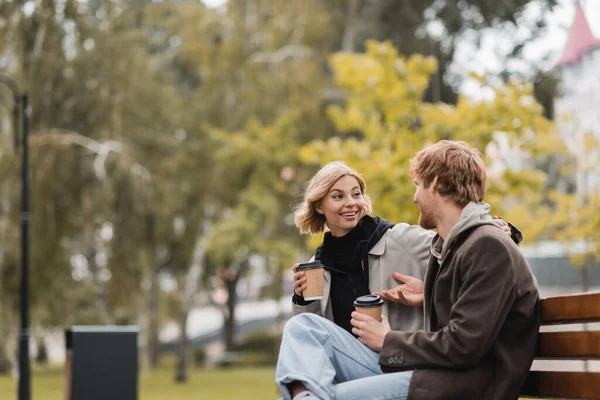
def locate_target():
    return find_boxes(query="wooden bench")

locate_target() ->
[521,291,600,399]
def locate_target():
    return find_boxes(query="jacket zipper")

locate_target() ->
[324,266,358,296]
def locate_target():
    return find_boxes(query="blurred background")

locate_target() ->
[0,0,599,399]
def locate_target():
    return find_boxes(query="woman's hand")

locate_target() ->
[375,272,424,307]
[493,216,512,236]
[292,263,307,296]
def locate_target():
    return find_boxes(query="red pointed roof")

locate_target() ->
[558,3,600,65]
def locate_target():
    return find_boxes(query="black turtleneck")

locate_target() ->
[292,216,395,335]
[321,227,370,335]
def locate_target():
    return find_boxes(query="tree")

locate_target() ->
[206,114,306,353]
[299,40,562,240]
[546,98,600,293]
[324,0,559,108]
[0,0,567,380]
[141,0,332,380]
[0,0,183,372]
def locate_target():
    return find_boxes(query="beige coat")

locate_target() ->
[292,223,434,332]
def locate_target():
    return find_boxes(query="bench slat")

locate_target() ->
[521,371,600,399]
[541,292,600,325]
[537,331,600,359]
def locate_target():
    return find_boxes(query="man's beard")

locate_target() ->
[418,207,436,230]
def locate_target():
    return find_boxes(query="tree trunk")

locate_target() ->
[173,213,212,382]
[581,256,590,293]
[174,310,189,383]
[582,251,593,372]
[147,273,161,368]
[142,215,162,370]
[141,268,161,372]
[220,259,248,353]
[86,243,112,325]
[82,189,111,325]
[342,0,359,53]
[223,272,239,352]
[0,335,10,375]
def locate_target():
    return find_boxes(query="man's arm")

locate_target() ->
[379,234,517,370]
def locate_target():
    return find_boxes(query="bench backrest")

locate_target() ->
[520,291,600,399]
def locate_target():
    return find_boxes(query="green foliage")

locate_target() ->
[0,0,580,374]
[300,40,563,243]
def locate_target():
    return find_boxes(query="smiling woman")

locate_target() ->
[290,161,432,336]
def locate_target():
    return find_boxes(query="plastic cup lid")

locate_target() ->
[296,261,324,271]
[353,294,384,308]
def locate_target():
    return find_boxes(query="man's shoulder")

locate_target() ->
[458,224,538,292]
[459,224,519,255]
[465,224,511,241]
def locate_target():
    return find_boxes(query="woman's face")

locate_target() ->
[316,175,368,237]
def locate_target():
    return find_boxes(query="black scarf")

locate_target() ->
[315,215,394,335]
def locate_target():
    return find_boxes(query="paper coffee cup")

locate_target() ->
[354,294,384,322]
[297,261,324,300]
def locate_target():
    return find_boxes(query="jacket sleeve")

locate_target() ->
[386,223,435,278]
[508,222,523,245]
[292,299,323,317]
[379,234,516,370]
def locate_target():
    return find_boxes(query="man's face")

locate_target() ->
[413,175,437,230]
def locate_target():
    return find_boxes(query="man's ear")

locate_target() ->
[430,176,440,193]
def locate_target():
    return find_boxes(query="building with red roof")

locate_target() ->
[558,2,600,65]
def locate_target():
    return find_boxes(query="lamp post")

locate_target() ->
[0,74,31,400]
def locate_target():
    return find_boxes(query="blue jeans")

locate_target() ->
[276,313,413,400]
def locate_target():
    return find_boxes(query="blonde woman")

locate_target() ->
[290,161,521,335]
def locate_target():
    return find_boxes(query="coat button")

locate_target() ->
[391,353,404,365]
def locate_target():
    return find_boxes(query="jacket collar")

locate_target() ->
[368,236,386,255]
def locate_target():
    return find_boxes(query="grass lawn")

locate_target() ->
[0,364,537,400]
[0,364,279,400]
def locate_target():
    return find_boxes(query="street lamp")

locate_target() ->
[0,74,31,400]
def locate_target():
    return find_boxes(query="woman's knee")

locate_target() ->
[284,313,324,335]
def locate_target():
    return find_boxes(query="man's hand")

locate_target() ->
[351,312,391,352]
[374,272,424,307]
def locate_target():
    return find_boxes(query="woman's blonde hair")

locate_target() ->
[294,161,372,235]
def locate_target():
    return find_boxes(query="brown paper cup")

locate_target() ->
[297,261,324,300]
[302,267,324,300]
[354,305,383,322]
[353,294,384,322]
